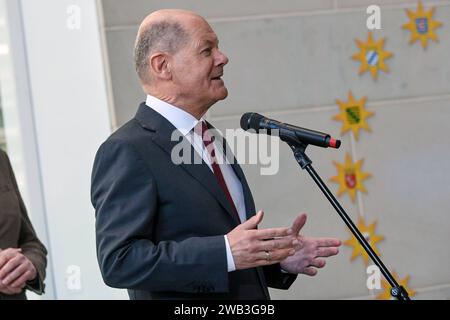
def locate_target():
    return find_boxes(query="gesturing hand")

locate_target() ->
[227,210,298,270]
[280,214,341,276]
[0,248,37,295]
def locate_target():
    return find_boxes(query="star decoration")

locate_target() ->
[402,1,442,49]
[330,153,371,203]
[334,91,374,140]
[376,272,416,300]
[344,216,384,265]
[352,32,393,80]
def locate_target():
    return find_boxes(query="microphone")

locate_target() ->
[240,112,341,149]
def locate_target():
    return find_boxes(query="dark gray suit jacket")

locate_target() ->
[91,103,297,299]
[0,149,47,300]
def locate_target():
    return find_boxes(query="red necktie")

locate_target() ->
[198,121,240,222]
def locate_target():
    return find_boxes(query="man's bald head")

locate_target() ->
[134,10,204,84]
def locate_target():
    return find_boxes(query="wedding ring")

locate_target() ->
[265,250,271,261]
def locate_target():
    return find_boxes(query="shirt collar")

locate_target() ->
[145,94,204,136]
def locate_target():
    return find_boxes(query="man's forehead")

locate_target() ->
[188,24,219,47]
[181,16,217,38]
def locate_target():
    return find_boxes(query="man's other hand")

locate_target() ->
[280,214,341,276]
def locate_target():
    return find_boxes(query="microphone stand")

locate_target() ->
[287,140,410,300]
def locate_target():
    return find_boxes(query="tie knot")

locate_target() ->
[201,121,209,134]
[195,121,214,146]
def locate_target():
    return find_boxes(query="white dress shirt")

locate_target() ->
[146,95,246,272]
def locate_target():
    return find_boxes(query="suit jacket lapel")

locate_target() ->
[135,103,241,225]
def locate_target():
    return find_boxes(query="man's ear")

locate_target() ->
[149,52,172,80]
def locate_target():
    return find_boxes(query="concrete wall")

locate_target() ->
[100,0,450,299]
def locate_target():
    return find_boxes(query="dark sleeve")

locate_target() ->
[263,263,297,290]
[5,152,47,295]
[91,139,229,293]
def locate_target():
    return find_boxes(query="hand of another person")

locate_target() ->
[0,247,37,293]
[227,210,298,270]
[280,214,341,276]
[0,248,23,295]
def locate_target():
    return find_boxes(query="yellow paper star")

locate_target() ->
[334,91,374,140]
[352,32,393,80]
[330,153,371,203]
[376,272,416,300]
[344,216,384,265]
[402,1,442,49]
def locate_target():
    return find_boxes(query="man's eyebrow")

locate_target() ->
[200,38,219,46]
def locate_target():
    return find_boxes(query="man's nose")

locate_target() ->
[216,50,229,67]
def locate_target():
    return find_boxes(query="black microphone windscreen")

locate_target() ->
[241,112,265,132]
[249,113,264,132]
[240,113,253,130]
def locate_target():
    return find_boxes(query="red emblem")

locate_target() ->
[345,172,356,189]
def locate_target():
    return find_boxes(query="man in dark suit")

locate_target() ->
[91,9,341,300]
[0,149,47,300]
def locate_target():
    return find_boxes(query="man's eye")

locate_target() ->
[202,48,212,55]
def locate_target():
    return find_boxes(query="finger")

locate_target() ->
[0,282,22,295]
[317,238,342,247]
[308,259,326,269]
[0,248,22,270]
[252,248,295,265]
[316,247,339,258]
[302,267,318,277]
[10,270,32,289]
[0,256,22,280]
[291,213,307,236]
[265,248,296,262]
[241,210,264,230]
[252,248,296,267]
[254,227,292,240]
[0,257,6,271]
[0,248,22,255]
[256,237,298,252]
[1,248,22,253]
[2,264,27,286]
[0,289,20,295]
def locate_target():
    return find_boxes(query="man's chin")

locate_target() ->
[217,87,228,101]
